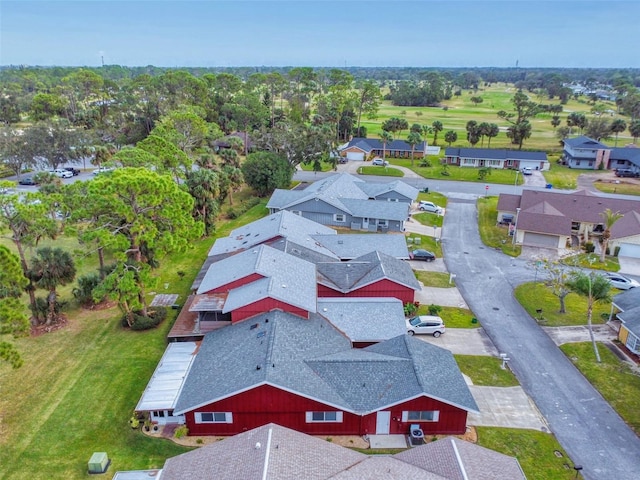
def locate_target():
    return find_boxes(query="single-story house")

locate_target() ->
[193,244,317,323]
[113,423,526,480]
[316,250,421,304]
[267,173,417,232]
[611,289,640,355]
[340,137,428,160]
[497,189,640,253]
[608,146,640,173]
[157,310,478,437]
[444,147,549,171]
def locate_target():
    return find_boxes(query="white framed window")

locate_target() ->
[488,160,500,167]
[387,198,399,202]
[195,412,233,424]
[306,411,343,423]
[377,219,388,227]
[334,214,346,223]
[463,158,475,165]
[402,410,440,422]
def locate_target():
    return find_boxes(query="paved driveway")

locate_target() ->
[443,200,640,480]
[416,328,498,356]
[618,256,640,276]
[468,386,549,431]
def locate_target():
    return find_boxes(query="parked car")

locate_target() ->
[409,249,436,262]
[418,200,443,213]
[521,167,533,175]
[50,168,73,179]
[615,168,639,178]
[18,176,39,186]
[406,315,445,337]
[92,166,115,175]
[337,157,348,164]
[603,272,640,290]
[63,167,81,176]
[371,158,389,166]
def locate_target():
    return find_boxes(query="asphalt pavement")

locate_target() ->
[443,200,640,480]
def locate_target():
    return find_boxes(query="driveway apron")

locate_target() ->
[443,200,640,480]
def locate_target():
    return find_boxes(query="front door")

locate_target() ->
[362,217,369,229]
[376,411,391,434]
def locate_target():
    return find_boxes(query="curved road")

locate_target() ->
[443,199,640,480]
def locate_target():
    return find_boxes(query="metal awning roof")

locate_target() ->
[136,342,198,412]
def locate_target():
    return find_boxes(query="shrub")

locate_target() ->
[72,273,102,307]
[122,307,168,331]
[174,425,189,439]
[614,246,621,257]
[428,304,442,315]
[30,296,67,323]
[404,302,418,317]
[583,242,595,253]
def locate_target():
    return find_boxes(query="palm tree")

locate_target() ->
[599,209,623,263]
[629,120,640,144]
[567,272,611,363]
[486,123,500,147]
[610,119,627,147]
[379,131,393,162]
[431,120,443,146]
[406,132,422,167]
[444,130,458,146]
[29,247,76,325]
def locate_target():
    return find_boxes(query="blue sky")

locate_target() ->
[1,1,639,68]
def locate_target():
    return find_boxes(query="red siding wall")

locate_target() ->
[318,279,415,304]
[184,386,468,436]
[202,273,264,294]
[231,299,309,323]
[360,396,469,435]
[185,384,363,436]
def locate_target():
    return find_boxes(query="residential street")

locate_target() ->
[443,200,640,480]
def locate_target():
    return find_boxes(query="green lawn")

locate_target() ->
[514,282,610,327]
[414,305,479,329]
[541,161,609,190]
[357,165,404,177]
[454,355,519,387]
[561,252,620,272]
[406,233,442,257]
[414,271,454,288]
[413,211,443,227]
[477,196,521,257]
[476,428,580,480]
[417,191,447,206]
[593,179,640,196]
[0,201,270,479]
[560,342,640,434]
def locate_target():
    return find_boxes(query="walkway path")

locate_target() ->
[443,200,640,480]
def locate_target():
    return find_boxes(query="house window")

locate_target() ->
[291,210,302,216]
[463,158,474,165]
[334,214,346,223]
[305,411,343,423]
[153,410,166,418]
[576,161,581,166]
[626,334,640,354]
[377,219,388,227]
[571,222,580,230]
[402,410,440,422]
[195,412,233,424]
[387,198,399,202]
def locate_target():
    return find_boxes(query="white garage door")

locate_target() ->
[523,232,559,247]
[618,243,640,258]
[346,151,365,161]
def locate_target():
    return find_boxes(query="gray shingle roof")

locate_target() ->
[197,245,317,313]
[208,210,337,258]
[563,135,608,149]
[613,288,640,312]
[345,137,427,153]
[445,147,547,161]
[358,180,419,202]
[395,437,527,480]
[267,173,414,221]
[312,233,410,259]
[317,297,407,343]
[174,313,477,416]
[618,309,640,337]
[610,146,640,165]
[160,423,366,480]
[330,456,446,479]
[317,250,420,293]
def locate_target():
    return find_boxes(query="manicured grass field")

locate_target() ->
[357,165,404,176]
[406,233,442,257]
[454,355,519,387]
[593,179,640,196]
[514,282,610,327]
[438,306,479,329]
[560,342,640,435]
[561,252,620,272]
[0,201,270,479]
[477,196,521,257]
[413,211,443,227]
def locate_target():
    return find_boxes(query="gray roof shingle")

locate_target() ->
[563,135,608,149]
[312,233,410,259]
[445,147,547,162]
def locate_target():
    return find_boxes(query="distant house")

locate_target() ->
[612,289,640,356]
[316,250,421,304]
[113,423,526,480]
[266,173,418,232]
[340,137,428,160]
[609,146,640,174]
[444,147,549,171]
[166,311,478,437]
[497,189,640,254]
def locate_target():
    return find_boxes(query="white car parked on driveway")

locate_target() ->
[418,200,443,214]
[50,168,73,179]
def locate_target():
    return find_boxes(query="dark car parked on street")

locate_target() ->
[64,167,81,176]
[409,249,436,262]
[615,168,639,178]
